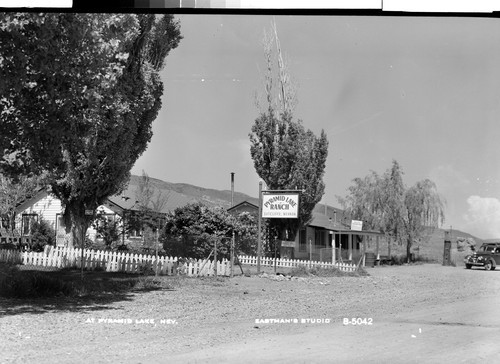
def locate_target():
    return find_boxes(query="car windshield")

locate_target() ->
[479,245,496,252]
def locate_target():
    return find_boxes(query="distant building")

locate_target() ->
[226,200,384,266]
[227,201,259,216]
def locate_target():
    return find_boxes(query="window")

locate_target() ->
[55,214,65,232]
[315,230,326,246]
[22,214,38,236]
[299,229,306,252]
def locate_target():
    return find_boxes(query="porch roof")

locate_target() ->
[309,212,384,236]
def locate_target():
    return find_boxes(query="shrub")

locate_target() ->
[92,215,121,248]
[30,217,56,252]
[117,244,129,251]
[390,255,407,265]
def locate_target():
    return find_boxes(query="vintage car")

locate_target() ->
[464,242,500,270]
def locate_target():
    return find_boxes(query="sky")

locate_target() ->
[131,14,500,240]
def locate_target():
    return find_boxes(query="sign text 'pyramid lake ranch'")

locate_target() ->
[262,194,299,218]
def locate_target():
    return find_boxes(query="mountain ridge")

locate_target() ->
[125,174,487,244]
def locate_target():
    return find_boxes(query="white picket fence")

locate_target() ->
[0,247,357,275]
[238,255,357,272]
[0,248,23,265]
[0,246,231,277]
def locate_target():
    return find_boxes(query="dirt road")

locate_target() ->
[158,295,500,363]
[1,264,499,363]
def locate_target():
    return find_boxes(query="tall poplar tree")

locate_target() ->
[0,13,182,247]
[249,20,329,242]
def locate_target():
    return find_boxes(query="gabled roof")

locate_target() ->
[106,183,196,214]
[227,200,259,213]
[14,189,49,214]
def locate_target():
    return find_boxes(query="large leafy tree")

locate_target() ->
[250,21,328,242]
[338,160,445,262]
[161,202,259,259]
[161,202,235,260]
[0,13,182,247]
[232,211,259,256]
[250,112,328,240]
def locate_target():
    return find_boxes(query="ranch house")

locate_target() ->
[7,185,194,249]
[228,201,385,266]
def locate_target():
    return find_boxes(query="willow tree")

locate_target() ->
[0,13,182,247]
[402,179,445,261]
[250,20,329,243]
[339,161,445,262]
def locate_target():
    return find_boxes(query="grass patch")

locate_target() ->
[290,264,369,278]
[0,263,179,299]
[386,254,439,265]
[0,264,74,298]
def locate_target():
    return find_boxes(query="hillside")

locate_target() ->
[483,238,500,243]
[125,175,343,215]
[120,174,259,211]
[386,226,486,264]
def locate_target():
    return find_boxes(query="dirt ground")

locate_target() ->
[1,263,499,363]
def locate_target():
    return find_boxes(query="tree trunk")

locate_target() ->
[406,238,412,263]
[8,211,15,235]
[63,202,90,249]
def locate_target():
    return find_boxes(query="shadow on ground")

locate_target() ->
[0,266,177,317]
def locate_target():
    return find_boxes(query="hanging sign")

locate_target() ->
[281,240,295,248]
[351,220,363,231]
[262,193,299,218]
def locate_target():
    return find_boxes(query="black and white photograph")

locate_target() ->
[1,1,500,363]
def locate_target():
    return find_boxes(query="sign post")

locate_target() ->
[257,181,263,273]
[257,186,302,274]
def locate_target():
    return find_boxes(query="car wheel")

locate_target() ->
[484,260,493,271]
[465,264,472,269]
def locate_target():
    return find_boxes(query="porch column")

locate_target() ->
[338,234,342,262]
[348,234,352,261]
[376,236,380,260]
[362,237,366,267]
[331,232,335,263]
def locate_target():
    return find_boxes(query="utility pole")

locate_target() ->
[230,172,235,278]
